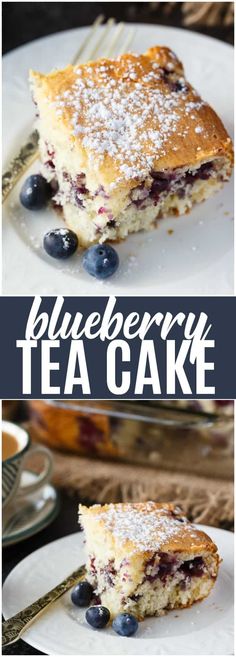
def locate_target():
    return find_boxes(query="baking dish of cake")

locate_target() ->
[30,46,233,247]
[28,400,234,479]
[80,501,220,620]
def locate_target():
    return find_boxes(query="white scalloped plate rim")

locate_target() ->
[2,24,234,295]
[2,525,234,655]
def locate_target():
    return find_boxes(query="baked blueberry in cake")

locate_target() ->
[30,46,233,247]
[79,501,220,620]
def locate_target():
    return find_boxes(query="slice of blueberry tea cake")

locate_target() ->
[30,46,233,247]
[79,502,220,620]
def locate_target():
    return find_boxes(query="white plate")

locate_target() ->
[2,525,234,655]
[2,471,59,546]
[2,25,233,295]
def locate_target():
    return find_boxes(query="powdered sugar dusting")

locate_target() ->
[96,502,199,554]
[46,52,206,188]
[48,227,74,250]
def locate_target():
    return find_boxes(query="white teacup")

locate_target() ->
[2,421,53,508]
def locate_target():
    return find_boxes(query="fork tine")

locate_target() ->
[72,14,104,65]
[84,17,116,62]
[2,18,136,200]
[102,22,125,58]
[118,27,136,55]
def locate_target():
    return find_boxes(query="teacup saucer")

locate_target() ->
[2,470,59,546]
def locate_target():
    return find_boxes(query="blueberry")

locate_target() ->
[20,174,52,210]
[71,581,94,607]
[43,228,78,259]
[85,605,110,629]
[112,613,138,637]
[150,176,170,197]
[171,81,188,93]
[82,244,119,279]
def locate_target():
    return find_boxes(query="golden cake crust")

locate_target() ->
[30,46,233,192]
[79,501,218,558]
[80,501,220,619]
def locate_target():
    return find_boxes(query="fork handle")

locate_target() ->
[2,129,39,202]
[2,564,85,646]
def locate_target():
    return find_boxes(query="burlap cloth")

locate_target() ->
[150,2,234,28]
[27,425,233,528]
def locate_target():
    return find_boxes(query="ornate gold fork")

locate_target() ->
[2,564,86,646]
[2,16,135,201]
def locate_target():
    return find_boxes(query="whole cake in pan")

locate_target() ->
[28,400,233,480]
[79,501,220,620]
[30,46,233,247]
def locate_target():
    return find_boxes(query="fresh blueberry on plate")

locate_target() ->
[71,581,94,607]
[20,174,52,210]
[85,605,110,629]
[112,613,138,637]
[43,228,78,259]
[82,244,119,279]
